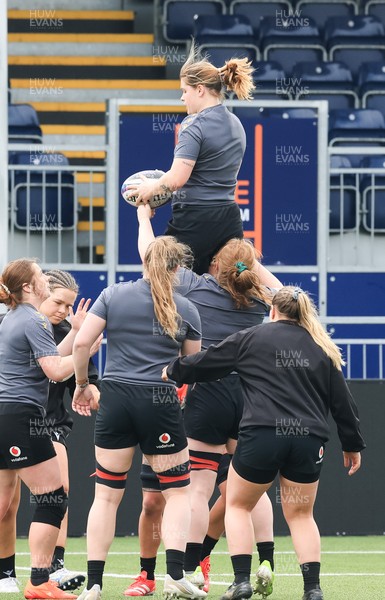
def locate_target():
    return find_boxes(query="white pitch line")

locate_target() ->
[14,567,385,578]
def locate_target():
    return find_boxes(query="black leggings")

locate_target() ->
[164,202,243,275]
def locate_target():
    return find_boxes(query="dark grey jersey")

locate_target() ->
[90,278,201,385]
[176,268,269,349]
[174,105,246,206]
[0,303,59,409]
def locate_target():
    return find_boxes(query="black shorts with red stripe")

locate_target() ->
[95,380,187,455]
[184,375,243,445]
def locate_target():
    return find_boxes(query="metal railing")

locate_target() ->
[7,143,107,270]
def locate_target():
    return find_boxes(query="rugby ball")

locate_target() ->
[121,169,173,209]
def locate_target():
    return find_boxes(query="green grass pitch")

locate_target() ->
[13,535,385,599]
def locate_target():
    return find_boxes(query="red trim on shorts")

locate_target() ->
[95,468,127,481]
[157,472,191,483]
[190,456,219,472]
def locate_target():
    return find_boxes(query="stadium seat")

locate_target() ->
[260,16,327,74]
[162,0,226,43]
[9,151,76,230]
[8,104,43,144]
[229,0,293,37]
[329,155,359,231]
[360,155,385,232]
[325,16,385,78]
[291,61,359,109]
[364,0,385,29]
[253,60,291,99]
[329,109,385,168]
[359,61,385,115]
[195,14,260,65]
[296,0,357,34]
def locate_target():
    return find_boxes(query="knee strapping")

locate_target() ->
[31,485,67,529]
[190,450,222,473]
[95,462,128,489]
[156,460,190,491]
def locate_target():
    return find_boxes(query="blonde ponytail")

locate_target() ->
[180,41,255,100]
[144,237,192,339]
[272,287,345,370]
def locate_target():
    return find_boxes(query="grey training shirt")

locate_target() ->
[89,278,201,385]
[174,104,246,206]
[176,268,269,349]
[0,303,59,409]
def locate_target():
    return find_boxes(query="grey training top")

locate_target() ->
[90,278,202,385]
[174,105,246,206]
[0,303,59,409]
[176,268,269,349]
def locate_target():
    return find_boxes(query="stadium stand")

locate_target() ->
[360,155,385,232]
[325,15,385,78]
[292,61,359,109]
[260,16,327,73]
[194,14,260,65]
[162,0,226,43]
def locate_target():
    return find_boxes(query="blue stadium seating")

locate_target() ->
[325,15,385,78]
[296,0,357,33]
[253,60,291,99]
[260,16,327,73]
[329,109,385,167]
[162,0,226,43]
[291,61,359,109]
[360,155,385,232]
[329,155,358,231]
[8,104,43,144]
[9,152,75,231]
[230,0,293,37]
[364,0,385,29]
[359,61,385,116]
[195,14,260,65]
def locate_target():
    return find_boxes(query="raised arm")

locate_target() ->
[254,261,283,290]
[137,204,156,262]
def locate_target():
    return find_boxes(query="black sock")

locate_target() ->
[256,541,275,571]
[166,549,184,581]
[31,568,50,586]
[0,555,16,580]
[301,562,321,592]
[231,554,252,585]
[184,543,202,573]
[87,560,105,590]
[200,535,218,560]
[140,557,156,580]
[51,546,65,572]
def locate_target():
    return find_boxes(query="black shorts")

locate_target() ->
[164,202,243,275]
[232,427,326,484]
[140,462,161,492]
[95,380,188,455]
[216,453,232,486]
[184,375,243,445]
[0,403,57,469]
[51,427,71,448]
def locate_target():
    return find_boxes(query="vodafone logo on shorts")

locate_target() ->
[9,446,21,457]
[9,446,27,463]
[156,432,175,449]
